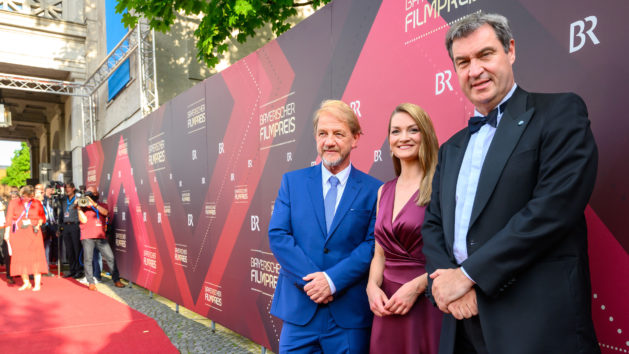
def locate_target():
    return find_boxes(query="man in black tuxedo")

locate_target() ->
[422,13,600,354]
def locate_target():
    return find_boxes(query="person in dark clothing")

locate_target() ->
[58,182,83,278]
[42,186,59,272]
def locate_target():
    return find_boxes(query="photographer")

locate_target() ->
[77,186,124,290]
[59,182,83,279]
[42,186,59,271]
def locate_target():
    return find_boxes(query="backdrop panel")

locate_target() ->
[83,0,629,352]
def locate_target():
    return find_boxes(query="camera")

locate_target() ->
[77,196,91,207]
[77,191,97,207]
[46,181,64,208]
[48,181,64,197]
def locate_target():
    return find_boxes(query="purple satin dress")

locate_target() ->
[370,178,442,354]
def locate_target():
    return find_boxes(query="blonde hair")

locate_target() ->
[313,100,362,136]
[388,103,439,206]
[19,185,35,198]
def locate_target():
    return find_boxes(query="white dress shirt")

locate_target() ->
[454,84,517,281]
[319,163,352,294]
[321,163,351,213]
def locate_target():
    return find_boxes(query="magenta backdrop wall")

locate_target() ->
[83,1,628,351]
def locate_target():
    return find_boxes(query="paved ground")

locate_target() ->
[93,278,273,354]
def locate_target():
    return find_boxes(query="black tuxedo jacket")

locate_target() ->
[423,87,600,354]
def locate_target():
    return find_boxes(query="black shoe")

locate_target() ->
[73,272,84,279]
[7,277,15,284]
[63,272,74,278]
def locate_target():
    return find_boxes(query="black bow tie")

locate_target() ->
[468,108,498,134]
[468,101,508,134]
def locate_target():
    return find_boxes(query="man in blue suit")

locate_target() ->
[269,100,382,353]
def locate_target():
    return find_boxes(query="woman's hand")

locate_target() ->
[384,274,427,316]
[367,282,392,317]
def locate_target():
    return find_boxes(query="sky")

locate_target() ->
[0,140,22,166]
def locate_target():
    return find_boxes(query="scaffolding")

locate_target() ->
[0,18,158,147]
[0,73,86,96]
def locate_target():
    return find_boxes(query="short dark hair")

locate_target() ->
[65,182,75,188]
[445,13,513,61]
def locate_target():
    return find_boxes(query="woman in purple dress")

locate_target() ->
[367,103,442,353]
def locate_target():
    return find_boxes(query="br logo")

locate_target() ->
[350,100,362,118]
[374,150,382,162]
[251,215,260,231]
[435,70,453,95]
[570,16,599,53]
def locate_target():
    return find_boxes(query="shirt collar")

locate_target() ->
[321,163,352,186]
[473,83,518,118]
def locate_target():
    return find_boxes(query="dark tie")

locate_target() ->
[468,101,510,134]
[324,176,340,232]
[468,108,499,134]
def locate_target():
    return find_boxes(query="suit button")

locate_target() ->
[323,248,329,254]
[468,239,476,246]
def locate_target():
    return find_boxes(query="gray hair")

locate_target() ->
[445,13,513,61]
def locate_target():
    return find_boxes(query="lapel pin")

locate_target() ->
[518,120,524,126]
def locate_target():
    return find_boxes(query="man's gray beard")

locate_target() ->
[321,155,344,168]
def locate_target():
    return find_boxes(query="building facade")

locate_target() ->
[0,1,311,186]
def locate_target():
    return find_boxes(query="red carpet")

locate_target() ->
[0,274,178,353]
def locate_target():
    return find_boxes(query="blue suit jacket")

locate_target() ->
[269,164,382,328]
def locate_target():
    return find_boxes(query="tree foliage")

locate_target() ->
[116,0,332,68]
[1,142,30,187]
